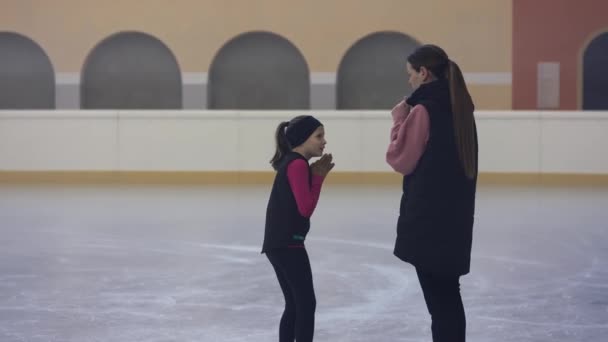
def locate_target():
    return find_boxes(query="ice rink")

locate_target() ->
[1,183,607,341]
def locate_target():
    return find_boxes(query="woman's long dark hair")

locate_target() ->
[407,44,477,179]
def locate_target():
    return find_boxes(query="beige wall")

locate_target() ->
[469,85,511,110]
[1,0,511,73]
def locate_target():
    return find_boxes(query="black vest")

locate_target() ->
[262,152,311,253]
[394,79,478,276]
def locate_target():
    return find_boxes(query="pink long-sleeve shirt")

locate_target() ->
[286,159,324,218]
[386,100,430,175]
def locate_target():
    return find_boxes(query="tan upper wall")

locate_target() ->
[1,0,512,73]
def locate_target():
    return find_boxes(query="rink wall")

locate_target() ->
[0,110,607,184]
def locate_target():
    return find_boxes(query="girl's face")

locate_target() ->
[300,126,326,158]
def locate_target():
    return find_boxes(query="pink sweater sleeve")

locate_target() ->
[287,159,324,218]
[386,103,430,175]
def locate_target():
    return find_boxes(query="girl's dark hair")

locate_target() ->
[407,44,477,179]
[270,115,308,170]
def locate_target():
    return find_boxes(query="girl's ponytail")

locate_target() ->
[270,121,291,170]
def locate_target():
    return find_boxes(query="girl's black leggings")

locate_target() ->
[266,247,316,342]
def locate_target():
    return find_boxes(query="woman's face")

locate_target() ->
[406,62,430,90]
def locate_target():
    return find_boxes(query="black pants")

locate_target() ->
[267,248,316,342]
[416,268,466,342]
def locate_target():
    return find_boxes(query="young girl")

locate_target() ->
[262,115,334,342]
[386,44,478,342]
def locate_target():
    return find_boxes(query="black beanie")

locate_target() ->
[285,116,323,147]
